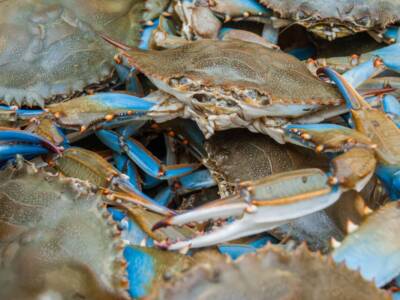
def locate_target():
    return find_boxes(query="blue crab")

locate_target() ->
[0,157,202,299]
[0,0,147,107]
[148,244,391,300]
[148,61,400,249]
[103,38,346,139]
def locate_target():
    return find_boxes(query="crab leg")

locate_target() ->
[0,128,61,161]
[153,168,343,249]
[382,95,400,128]
[374,43,400,72]
[113,153,143,189]
[96,129,200,180]
[114,64,144,95]
[342,58,385,88]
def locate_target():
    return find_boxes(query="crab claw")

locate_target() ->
[0,128,61,161]
[153,168,343,249]
[46,93,156,132]
[342,57,385,88]
[333,201,400,287]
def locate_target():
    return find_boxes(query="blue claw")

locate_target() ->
[0,129,61,161]
[342,59,382,89]
[97,129,199,180]
[382,95,400,128]
[333,201,400,287]
[0,144,49,161]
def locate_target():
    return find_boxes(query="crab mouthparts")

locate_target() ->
[309,23,355,41]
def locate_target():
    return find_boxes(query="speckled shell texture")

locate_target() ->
[261,0,400,27]
[0,0,145,106]
[124,39,343,105]
[0,159,129,300]
[150,245,390,300]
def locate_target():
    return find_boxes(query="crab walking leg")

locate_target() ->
[333,201,400,287]
[113,153,143,189]
[96,129,200,180]
[340,43,400,88]
[153,169,344,249]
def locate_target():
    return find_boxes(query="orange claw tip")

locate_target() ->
[113,54,123,64]
[152,219,172,231]
[373,57,383,68]
[104,114,114,121]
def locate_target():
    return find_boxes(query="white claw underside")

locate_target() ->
[168,187,343,249]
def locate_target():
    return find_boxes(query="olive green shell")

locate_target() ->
[149,245,390,300]
[0,158,129,300]
[0,0,145,107]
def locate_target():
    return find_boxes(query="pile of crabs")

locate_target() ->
[2,0,400,299]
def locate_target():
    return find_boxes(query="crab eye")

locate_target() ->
[355,16,371,27]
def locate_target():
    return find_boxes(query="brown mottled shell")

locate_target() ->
[122,39,343,106]
[260,0,400,31]
[0,158,129,300]
[0,0,145,107]
[148,244,390,300]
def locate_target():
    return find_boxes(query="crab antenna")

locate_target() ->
[99,32,134,51]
